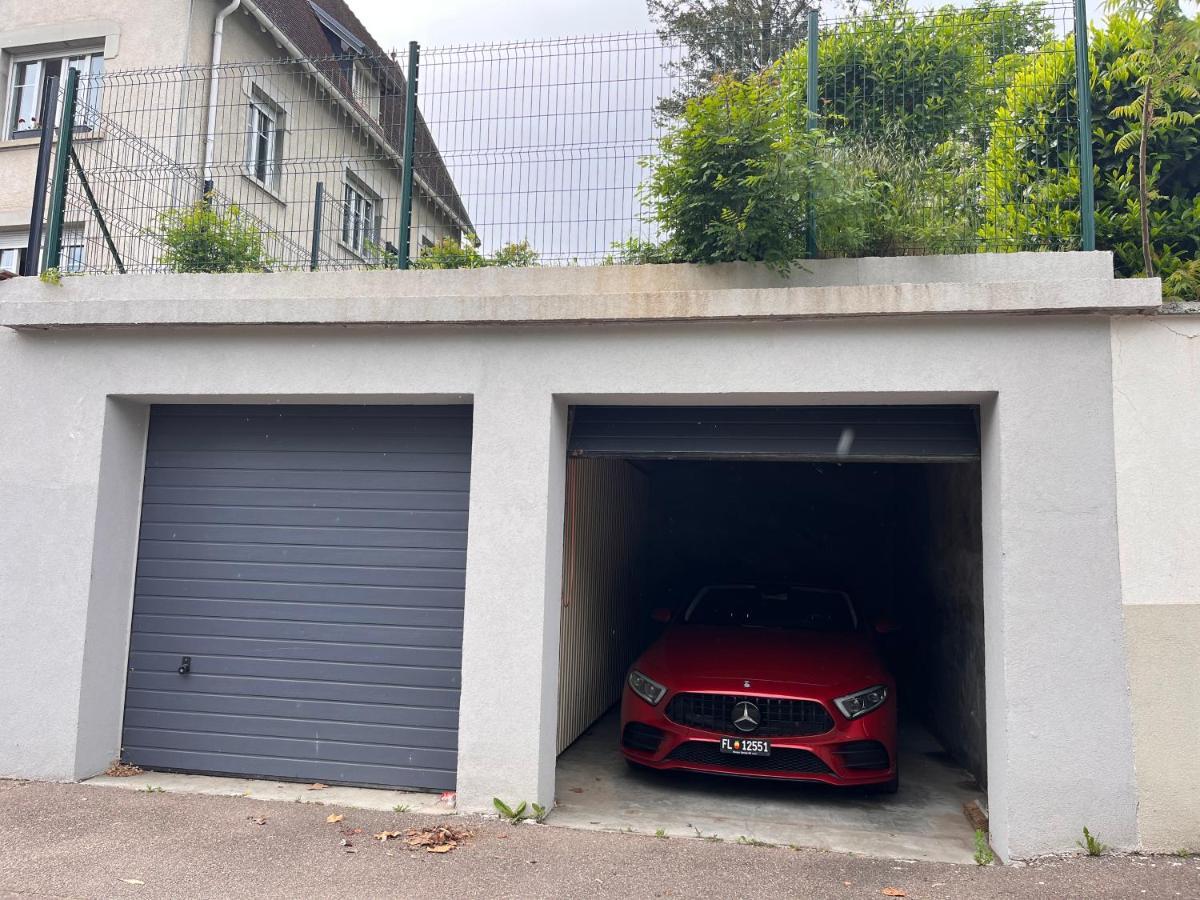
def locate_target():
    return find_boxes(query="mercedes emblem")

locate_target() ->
[731,701,761,732]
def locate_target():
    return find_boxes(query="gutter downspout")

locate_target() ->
[203,0,243,191]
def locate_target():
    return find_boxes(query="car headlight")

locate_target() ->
[628,669,667,706]
[834,685,888,720]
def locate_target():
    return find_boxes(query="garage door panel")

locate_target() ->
[121,709,459,750]
[569,405,980,460]
[132,577,463,608]
[134,559,466,590]
[128,634,462,670]
[121,748,454,791]
[128,651,462,690]
[130,613,464,648]
[121,729,458,772]
[124,689,460,730]
[141,484,469,512]
[138,503,468,531]
[135,540,467,573]
[146,449,472,473]
[126,670,461,709]
[132,598,463,629]
[122,405,470,791]
[138,522,467,551]
[143,467,471,493]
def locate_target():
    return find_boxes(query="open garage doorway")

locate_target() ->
[552,406,987,862]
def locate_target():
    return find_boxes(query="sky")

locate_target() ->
[353,0,655,49]
[351,0,1111,50]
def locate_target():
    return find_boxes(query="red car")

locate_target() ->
[620,584,898,792]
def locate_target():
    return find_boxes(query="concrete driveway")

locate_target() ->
[1,779,1196,899]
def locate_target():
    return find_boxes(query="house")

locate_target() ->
[0,0,470,274]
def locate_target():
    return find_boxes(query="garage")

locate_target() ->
[119,404,472,791]
[553,406,986,859]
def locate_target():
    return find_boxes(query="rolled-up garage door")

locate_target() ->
[568,406,979,462]
[120,405,471,791]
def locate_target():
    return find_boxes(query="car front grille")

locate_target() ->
[665,693,834,737]
[622,722,666,753]
[666,741,832,774]
[833,740,890,770]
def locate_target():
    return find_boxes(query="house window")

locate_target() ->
[341,179,379,255]
[0,247,25,275]
[245,96,283,189]
[351,61,379,119]
[6,50,103,139]
[0,233,80,274]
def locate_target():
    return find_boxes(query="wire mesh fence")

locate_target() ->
[48,0,1085,275]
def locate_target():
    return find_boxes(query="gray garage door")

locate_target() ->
[121,405,471,791]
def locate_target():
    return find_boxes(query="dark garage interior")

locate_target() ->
[553,406,986,857]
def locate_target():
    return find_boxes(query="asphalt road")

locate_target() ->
[0,779,1196,899]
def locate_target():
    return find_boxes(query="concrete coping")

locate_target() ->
[0,253,1162,330]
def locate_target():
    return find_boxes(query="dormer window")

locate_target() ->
[351,60,380,119]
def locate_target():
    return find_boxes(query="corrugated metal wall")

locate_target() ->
[556,457,649,753]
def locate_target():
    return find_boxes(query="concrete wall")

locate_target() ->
[917,462,987,787]
[0,256,1154,860]
[1111,308,1200,853]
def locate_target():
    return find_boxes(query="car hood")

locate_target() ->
[636,625,887,692]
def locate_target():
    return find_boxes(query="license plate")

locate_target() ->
[719,737,771,756]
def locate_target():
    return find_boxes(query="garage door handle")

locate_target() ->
[178,656,191,675]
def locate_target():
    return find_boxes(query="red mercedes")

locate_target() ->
[619,584,898,792]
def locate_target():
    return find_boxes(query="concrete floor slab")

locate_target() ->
[84,771,446,814]
[551,711,984,864]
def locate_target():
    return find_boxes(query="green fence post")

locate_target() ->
[805,8,819,260]
[310,180,325,272]
[43,65,80,272]
[397,40,419,271]
[1074,0,1096,251]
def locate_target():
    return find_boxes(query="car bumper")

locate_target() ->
[619,685,897,786]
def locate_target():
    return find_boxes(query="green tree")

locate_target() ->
[649,0,813,115]
[158,202,272,273]
[1104,0,1200,276]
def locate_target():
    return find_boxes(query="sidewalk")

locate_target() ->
[0,780,1196,899]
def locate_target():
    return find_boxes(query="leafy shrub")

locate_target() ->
[603,236,682,265]
[158,202,272,273]
[779,0,1053,153]
[642,70,882,271]
[983,9,1200,277]
[412,234,539,269]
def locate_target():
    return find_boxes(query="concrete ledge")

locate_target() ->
[0,256,1162,330]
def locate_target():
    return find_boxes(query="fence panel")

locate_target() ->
[52,1,1083,275]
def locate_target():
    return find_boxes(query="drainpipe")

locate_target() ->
[203,0,242,191]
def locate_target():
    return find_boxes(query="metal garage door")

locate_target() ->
[121,405,471,791]
[568,406,979,461]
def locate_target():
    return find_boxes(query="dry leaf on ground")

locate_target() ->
[326,813,344,824]
[374,830,404,842]
[403,824,473,854]
[105,762,144,778]
[881,890,908,898]
[307,783,328,791]
[340,827,363,836]
[247,815,268,826]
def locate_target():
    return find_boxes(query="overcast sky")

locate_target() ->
[353,0,654,48]
[351,0,1112,49]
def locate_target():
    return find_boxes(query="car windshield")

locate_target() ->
[684,586,856,631]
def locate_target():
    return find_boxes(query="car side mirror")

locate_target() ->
[874,617,899,635]
[651,607,672,624]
